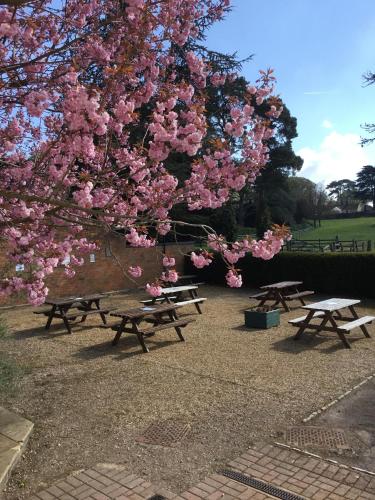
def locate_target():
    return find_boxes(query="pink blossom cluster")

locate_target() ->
[146,283,162,297]
[163,256,176,267]
[0,0,285,304]
[125,229,156,248]
[190,251,213,269]
[0,228,96,304]
[249,230,285,260]
[225,270,242,288]
[128,265,143,278]
[201,226,290,288]
[211,73,227,87]
[161,270,179,283]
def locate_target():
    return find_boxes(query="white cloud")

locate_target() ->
[322,119,333,129]
[297,131,372,185]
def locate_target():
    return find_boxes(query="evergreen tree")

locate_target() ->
[326,179,357,213]
[356,165,375,208]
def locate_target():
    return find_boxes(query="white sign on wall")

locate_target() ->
[89,254,96,263]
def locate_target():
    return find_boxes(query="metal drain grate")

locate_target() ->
[284,426,349,450]
[221,470,305,500]
[137,419,190,447]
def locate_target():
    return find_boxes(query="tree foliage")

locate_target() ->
[361,71,375,146]
[326,179,357,213]
[0,0,289,302]
[356,165,375,208]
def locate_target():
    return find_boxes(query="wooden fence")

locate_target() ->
[283,239,373,253]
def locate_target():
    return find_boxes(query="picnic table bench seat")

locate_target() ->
[338,316,375,332]
[249,291,268,299]
[140,296,177,305]
[288,311,325,324]
[175,297,207,306]
[101,318,195,339]
[142,284,206,314]
[64,308,115,320]
[33,308,53,315]
[285,290,314,300]
[137,318,195,336]
[34,306,116,317]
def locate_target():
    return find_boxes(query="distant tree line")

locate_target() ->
[326,165,375,213]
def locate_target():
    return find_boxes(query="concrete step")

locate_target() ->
[0,406,33,493]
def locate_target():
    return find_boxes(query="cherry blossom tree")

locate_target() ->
[0,0,289,304]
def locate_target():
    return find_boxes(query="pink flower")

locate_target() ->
[161,269,178,283]
[126,228,155,247]
[211,72,226,87]
[163,256,175,267]
[157,222,171,235]
[223,250,241,264]
[207,234,227,252]
[226,270,242,288]
[64,267,76,278]
[190,251,212,269]
[146,283,162,297]
[128,265,143,278]
[24,90,50,117]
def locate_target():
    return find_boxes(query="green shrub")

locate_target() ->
[185,252,375,298]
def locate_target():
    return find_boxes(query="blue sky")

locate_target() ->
[206,0,375,185]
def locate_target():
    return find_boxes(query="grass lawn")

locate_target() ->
[293,217,375,242]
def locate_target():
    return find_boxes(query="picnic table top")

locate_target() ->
[45,293,107,306]
[160,285,198,293]
[178,274,198,280]
[110,303,182,319]
[303,298,360,312]
[261,281,303,290]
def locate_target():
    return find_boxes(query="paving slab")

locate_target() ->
[28,443,375,499]
[314,378,375,472]
[0,407,33,493]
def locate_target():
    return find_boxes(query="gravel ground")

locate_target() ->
[1,286,375,498]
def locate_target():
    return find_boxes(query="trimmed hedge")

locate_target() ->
[185,252,375,298]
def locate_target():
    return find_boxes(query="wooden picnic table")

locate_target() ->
[141,284,207,314]
[289,298,374,349]
[106,303,194,353]
[34,293,114,334]
[250,281,314,312]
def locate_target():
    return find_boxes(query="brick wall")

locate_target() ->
[0,236,194,306]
